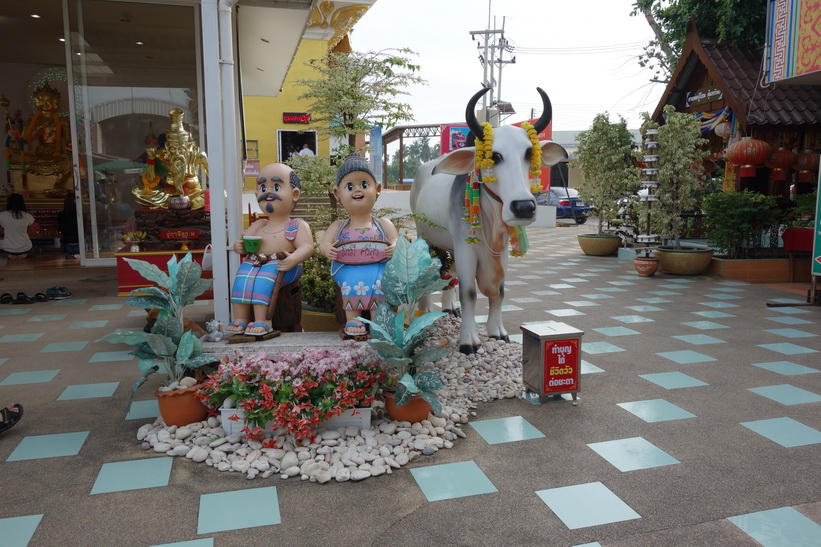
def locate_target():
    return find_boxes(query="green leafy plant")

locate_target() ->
[787,191,817,227]
[575,112,637,236]
[99,253,215,398]
[300,251,337,312]
[358,235,450,414]
[635,106,710,249]
[702,190,783,259]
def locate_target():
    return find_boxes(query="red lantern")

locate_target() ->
[726,137,771,178]
[765,147,794,181]
[714,121,732,139]
[793,150,819,183]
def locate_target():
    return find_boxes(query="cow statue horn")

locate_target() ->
[465,87,491,139]
[465,87,553,137]
[532,87,552,134]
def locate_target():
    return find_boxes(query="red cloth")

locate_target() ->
[781,227,814,252]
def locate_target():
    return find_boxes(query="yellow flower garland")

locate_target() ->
[521,121,542,193]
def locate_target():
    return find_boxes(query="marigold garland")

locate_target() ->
[462,121,532,256]
[521,121,542,193]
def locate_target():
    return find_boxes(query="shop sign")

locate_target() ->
[160,229,201,240]
[244,159,260,177]
[283,112,311,124]
[685,86,723,107]
[542,338,579,393]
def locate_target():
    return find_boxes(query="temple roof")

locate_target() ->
[653,21,821,130]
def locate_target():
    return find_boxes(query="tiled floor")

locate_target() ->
[2,224,821,545]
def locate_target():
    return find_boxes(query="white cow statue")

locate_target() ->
[411,87,568,354]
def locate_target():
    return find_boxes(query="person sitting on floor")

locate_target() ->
[228,163,314,336]
[0,193,37,260]
[57,192,81,259]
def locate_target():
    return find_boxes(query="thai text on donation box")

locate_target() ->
[521,321,583,402]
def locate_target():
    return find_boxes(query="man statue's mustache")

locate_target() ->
[258,193,282,213]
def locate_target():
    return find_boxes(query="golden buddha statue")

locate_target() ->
[133,108,207,209]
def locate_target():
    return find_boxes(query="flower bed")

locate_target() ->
[196,343,386,441]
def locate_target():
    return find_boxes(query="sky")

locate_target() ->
[351,0,667,132]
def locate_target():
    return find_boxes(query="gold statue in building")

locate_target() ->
[133,108,207,209]
[2,84,72,197]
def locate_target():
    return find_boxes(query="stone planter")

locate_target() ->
[577,234,621,256]
[655,246,713,275]
[219,406,371,437]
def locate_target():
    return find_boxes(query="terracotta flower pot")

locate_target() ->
[383,391,431,423]
[155,384,208,427]
[634,256,660,277]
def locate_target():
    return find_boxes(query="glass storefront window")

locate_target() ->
[66,0,202,263]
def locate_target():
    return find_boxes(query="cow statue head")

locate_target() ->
[432,87,568,227]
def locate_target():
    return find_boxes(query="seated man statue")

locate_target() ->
[227,163,314,336]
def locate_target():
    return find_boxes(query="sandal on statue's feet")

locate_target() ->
[226,321,247,335]
[246,322,274,337]
[0,404,23,434]
[341,321,369,341]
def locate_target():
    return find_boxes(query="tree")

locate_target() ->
[296,48,427,147]
[575,113,636,236]
[631,0,768,83]
[637,106,710,249]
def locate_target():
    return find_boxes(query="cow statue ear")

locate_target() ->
[433,148,476,176]
[540,141,569,167]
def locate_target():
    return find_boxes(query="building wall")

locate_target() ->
[242,38,329,189]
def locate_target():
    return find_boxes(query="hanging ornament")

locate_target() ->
[714,121,732,139]
[726,137,770,178]
[765,147,794,182]
[793,150,820,183]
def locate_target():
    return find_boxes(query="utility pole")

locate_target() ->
[469,28,504,122]
[470,14,516,125]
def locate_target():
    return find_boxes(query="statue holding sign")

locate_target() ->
[319,154,398,340]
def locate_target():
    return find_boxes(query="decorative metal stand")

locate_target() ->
[637,127,661,257]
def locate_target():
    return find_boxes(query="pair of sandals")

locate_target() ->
[0,404,23,434]
[1,292,49,305]
[226,321,274,337]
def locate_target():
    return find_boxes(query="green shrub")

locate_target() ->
[702,190,783,259]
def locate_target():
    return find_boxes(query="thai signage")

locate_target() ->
[766,0,821,84]
[282,112,311,124]
[160,229,201,240]
[334,240,388,265]
[685,87,723,107]
[543,339,580,393]
[812,167,821,276]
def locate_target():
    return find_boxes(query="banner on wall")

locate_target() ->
[440,124,470,155]
[812,163,821,277]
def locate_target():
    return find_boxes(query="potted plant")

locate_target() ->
[99,253,216,426]
[637,106,713,274]
[196,343,386,441]
[359,235,450,422]
[702,190,783,259]
[574,112,636,256]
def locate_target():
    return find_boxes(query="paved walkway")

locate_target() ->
[1,223,820,546]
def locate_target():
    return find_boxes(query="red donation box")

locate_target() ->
[521,321,583,403]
